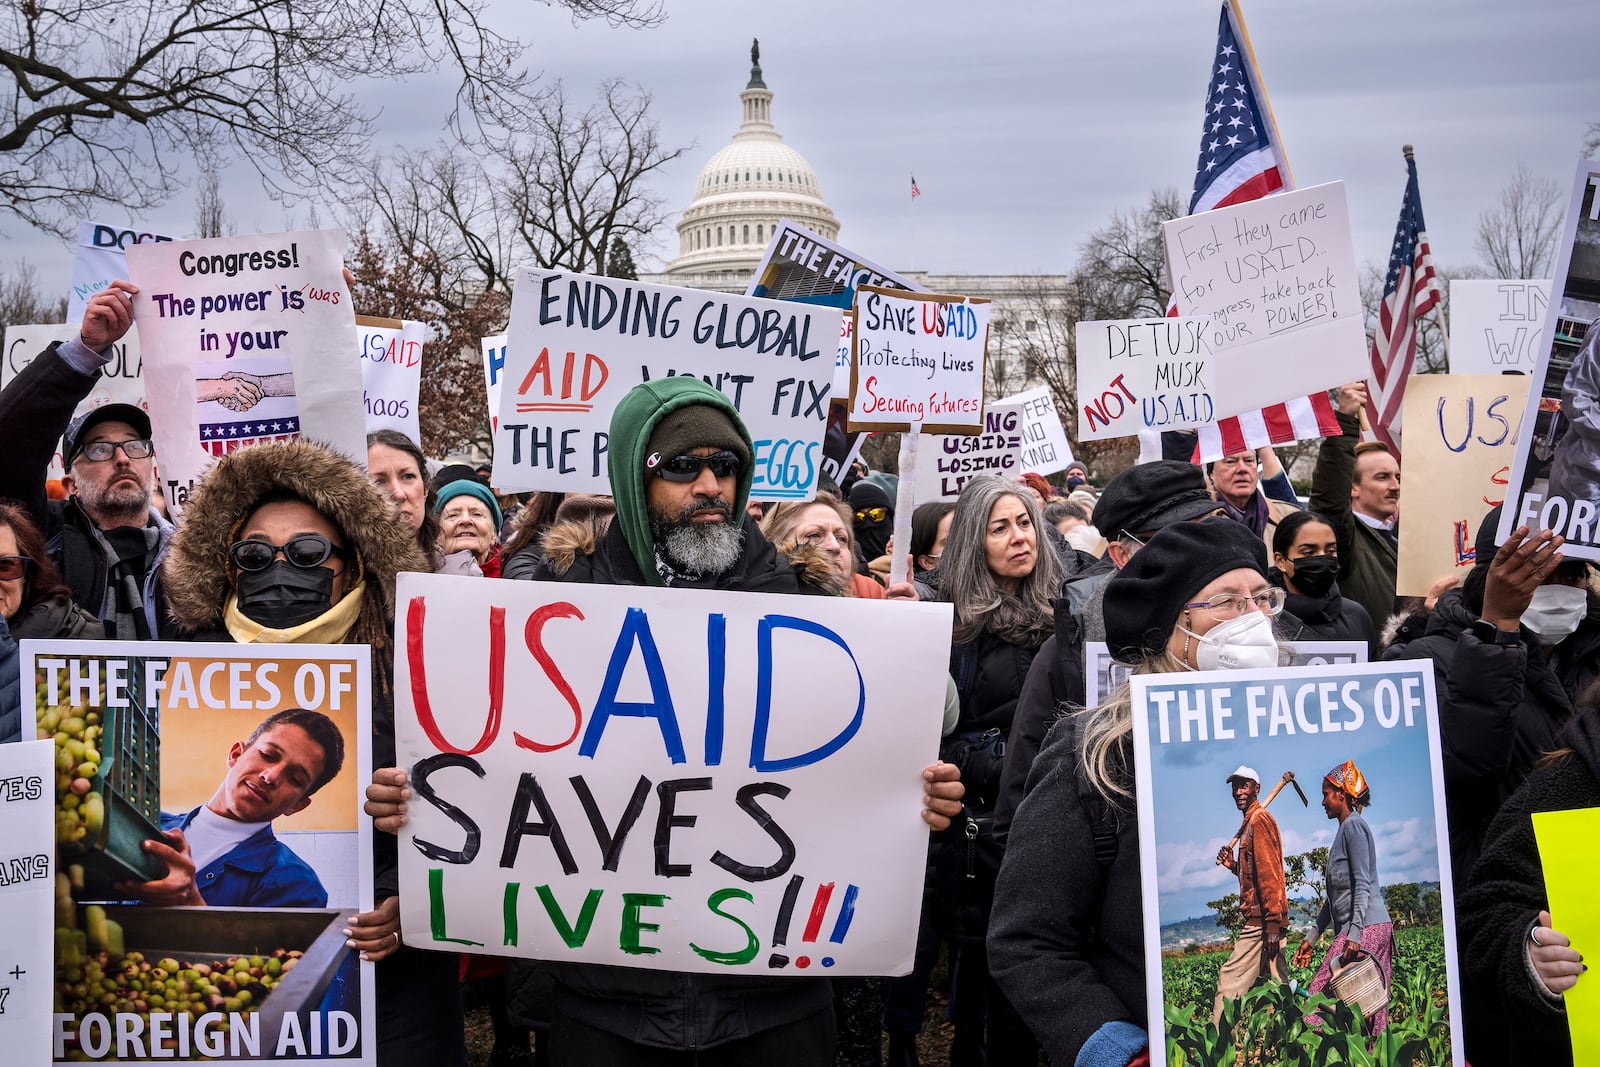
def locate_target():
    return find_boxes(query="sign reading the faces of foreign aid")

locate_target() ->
[392,572,954,976]
[494,270,841,500]
[1130,661,1462,1067]
[21,639,376,1065]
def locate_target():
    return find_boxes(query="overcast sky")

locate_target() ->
[6,0,1597,292]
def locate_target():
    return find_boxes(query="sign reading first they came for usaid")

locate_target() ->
[493,270,841,499]
[392,573,954,975]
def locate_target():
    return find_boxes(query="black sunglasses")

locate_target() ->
[229,535,349,572]
[649,450,742,483]
[0,555,31,582]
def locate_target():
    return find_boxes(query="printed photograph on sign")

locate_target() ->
[1499,161,1600,560]
[23,640,375,1065]
[1447,280,1551,376]
[1129,661,1460,1067]
[391,573,953,976]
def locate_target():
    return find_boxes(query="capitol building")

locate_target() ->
[645,42,1068,401]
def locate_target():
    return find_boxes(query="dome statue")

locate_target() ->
[662,41,840,287]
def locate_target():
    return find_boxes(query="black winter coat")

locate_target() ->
[1270,570,1379,660]
[988,716,1144,1066]
[993,598,1087,847]
[1458,708,1600,1067]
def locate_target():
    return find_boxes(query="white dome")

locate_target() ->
[663,47,839,284]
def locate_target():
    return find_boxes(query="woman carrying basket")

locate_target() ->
[1294,760,1395,1034]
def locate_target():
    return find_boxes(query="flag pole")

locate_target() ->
[1228,0,1295,188]
[908,174,917,273]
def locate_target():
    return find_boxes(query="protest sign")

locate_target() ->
[1130,661,1460,1067]
[1533,808,1600,1065]
[1082,640,1366,707]
[748,222,927,488]
[849,286,989,434]
[1448,280,1551,376]
[482,333,508,436]
[910,386,1072,500]
[0,739,54,1067]
[21,639,375,1065]
[68,220,178,323]
[356,316,425,442]
[1397,375,1529,594]
[495,270,840,499]
[1161,182,1368,420]
[125,230,366,517]
[1498,160,1600,560]
[392,572,953,975]
[2,323,145,480]
[1074,316,1217,440]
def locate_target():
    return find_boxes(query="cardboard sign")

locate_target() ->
[125,230,366,516]
[21,639,375,1065]
[482,333,507,436]
[1161,182,1368,419]
[1,323,145,480]
[1130,661,1461,1067]
[1397,375,1529,594]
[392,572,953,975]
[0,739,55,1067]
[910,386,1072,501]
[1083,640,1367,707]
[356,316,425,442]
[1532,808,1600,1065]
[747,222,927,488]
[1498,160,1600,560]
[1074,316,1218,440]
[68,220,178,323]
[495,270,840,500]
[1448,280,1551,376]
[848,286,990,433]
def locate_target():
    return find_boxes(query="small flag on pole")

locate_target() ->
[910,174,921,200]
[1365,146,1442,458]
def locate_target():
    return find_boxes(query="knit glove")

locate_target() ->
[1076,1020,1149,1067]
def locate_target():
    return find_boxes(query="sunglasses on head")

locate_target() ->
[229,534,348,572]
[650,450,742,483]
[854,507,889,524]
[0,555,31,582]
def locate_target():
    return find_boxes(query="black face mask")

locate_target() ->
[1066,475,1085,490]
[236,560,337,629]
[1288,554,1339,599]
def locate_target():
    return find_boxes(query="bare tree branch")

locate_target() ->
[1474,164,1563,279]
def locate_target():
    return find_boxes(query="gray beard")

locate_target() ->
[75,476,152,526]
[651,504,743,578]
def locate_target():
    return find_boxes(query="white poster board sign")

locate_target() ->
[912,384,1073,501]
[849,286,990,433]
[2,324,145,480]
[1499,160,1600,559]
[495,270,840,499]
[1083,640,1367,706]
[1008,384,1074,475]
[1161,182,1368,419]
[124,229,366,515]
[1448,280,1551,376]
[68,220,178,323]
[393,572,953,975]
[1074,316,1216,440]
[357,316,425,442]
[1130,661,1461,1067]
[0,739,54,1067]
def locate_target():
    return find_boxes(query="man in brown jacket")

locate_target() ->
[1213,765,1290,1024]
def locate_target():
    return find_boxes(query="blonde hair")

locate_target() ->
[760,493,854,596]
[1077,649,1189,805]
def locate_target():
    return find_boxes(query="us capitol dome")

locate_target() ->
[659,40,840,289]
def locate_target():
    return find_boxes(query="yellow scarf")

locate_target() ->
[224,581,367,644]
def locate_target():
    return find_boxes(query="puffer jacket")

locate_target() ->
[1,593,108,742]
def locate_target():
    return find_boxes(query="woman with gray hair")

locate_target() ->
[923,475,1061,1064]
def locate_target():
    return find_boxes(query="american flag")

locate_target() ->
[1183,1,1341,462]
[910,174,921,200]
[1366,148,1441,457]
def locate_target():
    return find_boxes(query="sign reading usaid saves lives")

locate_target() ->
[392,573,953,975]
[495,270,840,500]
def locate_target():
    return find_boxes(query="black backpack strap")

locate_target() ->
[1058,711,1119,871]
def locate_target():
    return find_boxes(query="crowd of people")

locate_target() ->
[0,282,1593,1066]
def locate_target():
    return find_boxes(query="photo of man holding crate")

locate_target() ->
[117,708,345,908]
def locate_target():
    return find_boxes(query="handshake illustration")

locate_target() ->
[197,369,295,413]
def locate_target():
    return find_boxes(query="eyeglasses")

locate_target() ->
[1183,588,1286,617]
[649,450,742,482]
[229,535,349,572]
[76,438,155,463]
[0,555,31,581]
[854,507,889,524]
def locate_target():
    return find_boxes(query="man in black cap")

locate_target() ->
[0,280,172,638]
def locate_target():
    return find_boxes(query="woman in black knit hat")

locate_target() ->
[987,517,1286,1067]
